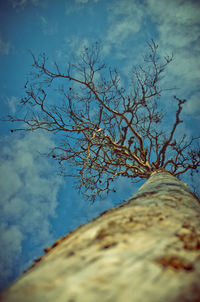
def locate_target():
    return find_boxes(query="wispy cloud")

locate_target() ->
[183,93,200,115]
[39,15,58,36]
[147,0,200,95]
[9,0,43,9]
[0,38,10,56]
[66,36,90,56]
[103,0,200,116]
[105,0,144,52]
[55,36,91,65]
[6,96,18,114]
[65,0,99,14]
[148,0,200,48]
[0,131,63,291]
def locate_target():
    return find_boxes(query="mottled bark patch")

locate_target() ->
[175,225,200,250]
[156,255,194,271]
[66,251,75,257]
[94,227,118,250]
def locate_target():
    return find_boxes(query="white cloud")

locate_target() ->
[0,224,23,284]
[104,0,144,54]
[7,96,18,114]
[56,36,90,64]
[68,36,90,56]
[0,39,10,56]
[170,49,200,83]
[100,0,200,95]
[146,0,200,93]
[183,93,200,115]
[147,0,200,34]
[0,131,63,290]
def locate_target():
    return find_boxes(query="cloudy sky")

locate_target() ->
[0,0,200,292]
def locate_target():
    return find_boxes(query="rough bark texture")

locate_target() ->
[1,171,200,302]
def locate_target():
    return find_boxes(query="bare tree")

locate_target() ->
[2,41,200,302]
[8,41,200,200]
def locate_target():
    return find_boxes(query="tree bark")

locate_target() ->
[1,171,200,302]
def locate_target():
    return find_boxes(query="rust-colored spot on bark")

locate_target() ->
[176,227,200,250]
[156,255,193,271]
[67,250,75,257]
[23,256,43,273]
[44,234,72,254]
[94,208,115,220]
[95,229,108,240]
[44,246,51,253]
[95,227,117,250]
[179,234,200,250]
[34,256,42,263]
[43,224,85,254]
[102,242,117,249]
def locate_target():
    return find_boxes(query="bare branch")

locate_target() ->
[6,41,200,201]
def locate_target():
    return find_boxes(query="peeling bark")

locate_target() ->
[1,172,200,302]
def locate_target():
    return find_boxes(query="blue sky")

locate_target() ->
[0,0,200,292]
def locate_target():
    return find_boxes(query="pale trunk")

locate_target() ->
[1,171,200,302]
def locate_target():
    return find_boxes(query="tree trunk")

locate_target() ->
[1,171,200,302]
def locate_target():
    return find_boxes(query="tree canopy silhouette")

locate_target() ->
[8,41,200,201]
